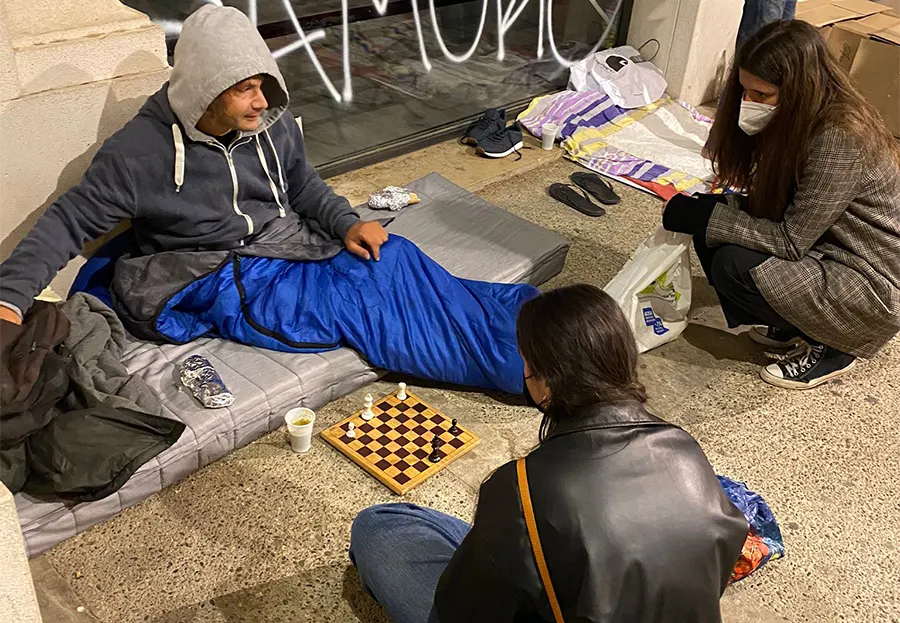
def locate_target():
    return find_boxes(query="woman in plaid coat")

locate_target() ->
[663,20,900,390]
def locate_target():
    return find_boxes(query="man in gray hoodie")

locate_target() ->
[0,5,383,325]
[0,5,537,395]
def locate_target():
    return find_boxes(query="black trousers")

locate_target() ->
[692,236,805,337]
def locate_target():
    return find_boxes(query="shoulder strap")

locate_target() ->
[516,457,565,623]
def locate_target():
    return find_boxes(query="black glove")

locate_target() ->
[662,193,725,236]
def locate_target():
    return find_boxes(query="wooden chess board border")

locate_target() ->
[320,389,480,495]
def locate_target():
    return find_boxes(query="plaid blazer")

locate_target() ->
[707,125,900,358]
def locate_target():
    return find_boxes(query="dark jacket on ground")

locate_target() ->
[0,294,184,501]
[0,301,70,447]
[0,5,359,320]
[434,402,749,623]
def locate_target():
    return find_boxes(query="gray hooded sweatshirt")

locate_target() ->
[0,5,359,318]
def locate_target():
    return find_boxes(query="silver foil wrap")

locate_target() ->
[368,186,413,211]
[179,355,235,409]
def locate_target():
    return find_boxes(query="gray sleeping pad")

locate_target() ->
[15,173,569,557]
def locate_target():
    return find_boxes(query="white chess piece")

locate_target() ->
[397,382,408,400]
[362,393,375,421]
[346,422,356,438]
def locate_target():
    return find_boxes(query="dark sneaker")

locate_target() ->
[461,108,506,145]
[749,325,804,349]
[476,122,524,158]
[760,343,857,390]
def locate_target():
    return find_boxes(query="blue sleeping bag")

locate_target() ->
[74,234,538,395]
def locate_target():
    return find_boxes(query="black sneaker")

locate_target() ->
[760,343,857,390]
[461,109,506,146]
[476,122,524,159]
[749,325,804,349]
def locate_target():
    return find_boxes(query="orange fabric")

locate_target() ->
[517,458,565,623]
[622,176,683,201]
[622,176,729,201]
[729,532,771,584]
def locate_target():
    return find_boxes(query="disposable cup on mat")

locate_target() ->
[285,407,316,454]
[541,123,560,150]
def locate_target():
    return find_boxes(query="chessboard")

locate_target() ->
[320,387,480,495]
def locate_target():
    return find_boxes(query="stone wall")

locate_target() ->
[0,0,170,298]
[0,484,41,623]
[628,0,744,106]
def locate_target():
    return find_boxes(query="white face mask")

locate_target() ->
[738,100,777,135]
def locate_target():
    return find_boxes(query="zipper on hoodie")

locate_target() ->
[211,139,255,236]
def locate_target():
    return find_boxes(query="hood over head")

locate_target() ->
[168,5,289,143]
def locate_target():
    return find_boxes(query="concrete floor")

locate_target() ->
[32,156,900,623]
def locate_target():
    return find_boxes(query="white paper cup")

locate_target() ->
[285,407,316,454]
[541,123,560,150]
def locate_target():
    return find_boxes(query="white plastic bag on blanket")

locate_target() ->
[568,45,667,109]
[604,227,692,353]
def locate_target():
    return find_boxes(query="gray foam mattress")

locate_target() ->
[15,173,569,557]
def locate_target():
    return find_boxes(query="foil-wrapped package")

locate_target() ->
[179,355,234,409]
[367,186,420,211]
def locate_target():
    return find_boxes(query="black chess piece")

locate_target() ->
[449,419,461,436]
[428,436,443,463]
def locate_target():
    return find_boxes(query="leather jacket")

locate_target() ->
[434,401,748,623]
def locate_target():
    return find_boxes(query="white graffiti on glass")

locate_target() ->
[175,0,623,104]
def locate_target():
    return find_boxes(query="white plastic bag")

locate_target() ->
[568,45,667,109]
[604,227,692,353]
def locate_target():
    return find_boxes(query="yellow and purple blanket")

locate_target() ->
[518,90,724,198]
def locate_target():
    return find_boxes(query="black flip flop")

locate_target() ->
[548,183,606,217]
[571,172,621,205]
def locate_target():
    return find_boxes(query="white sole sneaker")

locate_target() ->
[476,141,524,158]
[759,358,857,390]
[748,326,804,349]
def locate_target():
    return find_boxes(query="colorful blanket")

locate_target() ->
[518,91,724,197]
[719,475,786,583]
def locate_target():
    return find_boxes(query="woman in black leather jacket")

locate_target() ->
[350,284,749,623]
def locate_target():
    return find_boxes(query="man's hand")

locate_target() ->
[0,306,22,325]
[344,221,388,261]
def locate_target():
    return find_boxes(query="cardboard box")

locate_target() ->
[798,1,900,136]
[796,0,889,27]
[848,35,900,135]
[828,16,890,67]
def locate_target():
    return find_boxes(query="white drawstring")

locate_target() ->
[172,124,286,219]
[172,124,185,192]
[255,136,286,217]
[264,129,287,192]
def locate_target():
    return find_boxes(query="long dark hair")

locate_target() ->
[516,284,646,441]
[710,20,900,220]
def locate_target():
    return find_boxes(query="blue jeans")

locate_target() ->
[737,0,797,43]
[349,503,471,623]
